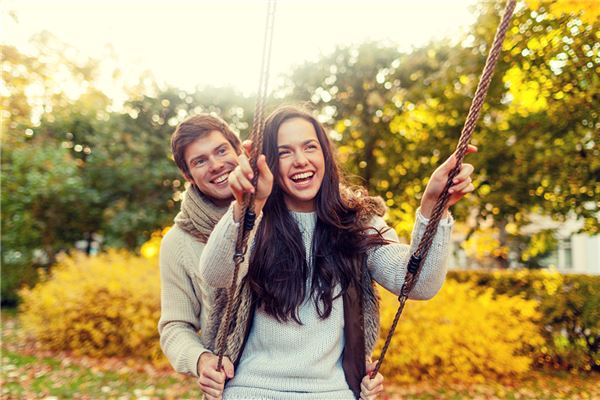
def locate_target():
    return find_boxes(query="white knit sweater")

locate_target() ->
[199,206,454,399]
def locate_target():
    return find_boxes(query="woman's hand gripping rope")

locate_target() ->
[229,140,274,222]
[361,359,385,399]
[197,352,234,400]
[420,144,478,218]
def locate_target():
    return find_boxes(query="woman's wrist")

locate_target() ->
[419,195,449,220]
[233,199,265,224]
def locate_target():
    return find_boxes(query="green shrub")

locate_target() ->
[1,262,38,306]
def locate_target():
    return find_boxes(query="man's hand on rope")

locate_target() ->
[420,144,478,219]
[229,141,273,222]
[197,352,234,400]
[361,359,384,399]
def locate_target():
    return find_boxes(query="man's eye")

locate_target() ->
[218,147,227,155]
[193,159,206,167]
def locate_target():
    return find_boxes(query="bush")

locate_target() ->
[448,269,600,371]
[19,250,163,363]
[2,145,101,306]
[1,262,39,306]
[374,280,544,384]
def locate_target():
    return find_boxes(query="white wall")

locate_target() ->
[557,234,600,275]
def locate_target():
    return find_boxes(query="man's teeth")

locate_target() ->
[213,173,229,184]
[291,172,314,181]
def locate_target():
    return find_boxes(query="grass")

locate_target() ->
[1,348,198,399]
[385,372,600,399]
[2,309,599,399]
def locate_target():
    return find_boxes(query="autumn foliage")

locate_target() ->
[19,250,163,363]
[448,269,600,372]
[374,280,543,384]
[19,249,599,382]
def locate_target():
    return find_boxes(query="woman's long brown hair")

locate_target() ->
[248,106,388,323]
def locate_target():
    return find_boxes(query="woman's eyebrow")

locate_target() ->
[278,139,318,149]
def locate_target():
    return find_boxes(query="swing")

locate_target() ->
[215,0,518,382]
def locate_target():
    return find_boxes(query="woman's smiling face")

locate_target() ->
[276,117,325,212]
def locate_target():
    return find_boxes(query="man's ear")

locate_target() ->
[183,173,195,185]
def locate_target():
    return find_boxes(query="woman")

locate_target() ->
[198,106,476,399]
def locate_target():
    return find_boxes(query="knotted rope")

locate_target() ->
[215,0,277,371]
[212,0,516,379]
[371,0,517,377]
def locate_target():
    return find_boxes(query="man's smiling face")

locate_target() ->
[184,130,238,205]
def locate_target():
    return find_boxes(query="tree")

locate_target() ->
[281,0,598,266]
[2,145,96,303]
[1,36,257,303]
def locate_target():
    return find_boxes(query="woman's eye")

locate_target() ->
[278,150,290,157]
[218,147,227,155]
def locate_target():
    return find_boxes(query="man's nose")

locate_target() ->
[208,156,224,172]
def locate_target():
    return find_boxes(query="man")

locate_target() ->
[158,113,384,400]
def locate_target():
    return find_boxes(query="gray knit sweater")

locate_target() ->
[158,225,214,377]
[199,206,454,399]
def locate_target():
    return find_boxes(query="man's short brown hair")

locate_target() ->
[171,114,241,178]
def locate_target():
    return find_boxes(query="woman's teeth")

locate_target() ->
[291,172,314,182]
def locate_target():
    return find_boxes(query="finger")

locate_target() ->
[462,183,475,194]
[370,383,384,396]
[198,383,222,399]
[360,381,370,397]
[449,177,472,194]
[201,368,226,385]
[197,379,223,398]
[363,376,378,391]
[198,374,224,389]
[222,357,235,379]
[365,360,377,375]
[227,172,245,201]
[360,380,380,399]
[449,184,475,204]
[442,153,458,172]
[371,372,384,386]
[238,154,253,180]
[257,155,273,181]
[361,384,384,398]
[233,169,255,194]
[229,168,254,195]
[443,144,477,172]
[242,140,253,155]
[453,182,475,195]
[452,163,474,183]
[466,144,478,154]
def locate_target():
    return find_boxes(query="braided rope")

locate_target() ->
[216,0,277,371]
[371,0,517,377]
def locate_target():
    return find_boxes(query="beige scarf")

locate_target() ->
[174,185,229,243]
